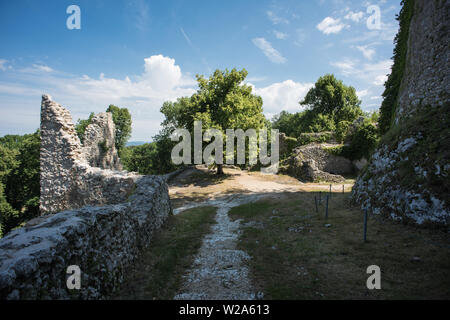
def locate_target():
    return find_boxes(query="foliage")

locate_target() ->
[98,140,109,153]
[160,68,267,173]
[122,142,159,175]
[75,112,94,143]
[273,74,362,144]
[300,74,362,124]
[297,132,333,146]
[334,120,351,143]
[0,131,40,237]
[272,109,336,138]
[328,120,379,160]
[106,105,132,155]
[0,183,18,238]
[378,0,414,134]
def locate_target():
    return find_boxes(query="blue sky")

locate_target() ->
[0,0,400,141]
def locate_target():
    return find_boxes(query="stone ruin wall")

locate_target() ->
[0,95,172,299]
[40,95,130,214]
[352,0,450,226]
[395,0,449,121]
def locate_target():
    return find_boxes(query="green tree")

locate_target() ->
[106,105,132,155]
[160,68,266,174]
[122,142,158,175]
[0,182,18,238]
[300,74,362,124]
[75,112,95,143]
[5,131,40,220]
[0,131,40,237]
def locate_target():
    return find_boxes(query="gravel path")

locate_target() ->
[173,194,263,300]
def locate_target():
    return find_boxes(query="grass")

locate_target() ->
[229,191,450,299]
[115,206,217,300]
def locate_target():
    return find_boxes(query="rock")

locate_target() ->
[324,224,332,228]
[283,143,352,183]
[82,112,122,170]
[351,0,450,227]
[0,95,172,300]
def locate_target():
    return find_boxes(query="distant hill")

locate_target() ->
[126,141,150,147]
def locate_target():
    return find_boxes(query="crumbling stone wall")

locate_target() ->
[0,176,171,299]
[0,95,172,299]
[82,112,122,171]
[352,0,450,226]
[282,143,354,183]
[40,95,132,214]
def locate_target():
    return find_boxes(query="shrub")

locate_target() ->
[298,132,333,146]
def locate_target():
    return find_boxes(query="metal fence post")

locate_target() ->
[363,208,368,242]
[314,195,318,213]
[325,195,329,219]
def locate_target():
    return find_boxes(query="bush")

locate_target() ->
[0,131,40,237]
[298,132,333,146]
[334,120,351,143]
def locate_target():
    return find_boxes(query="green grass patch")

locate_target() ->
[115,206,217,299]
[230,192,450,299]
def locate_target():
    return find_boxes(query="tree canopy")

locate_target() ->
[300,73,362,124]
[0,131,40,237]
[106,105,132,155]
[160,68,267,173]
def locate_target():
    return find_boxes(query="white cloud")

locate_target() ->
[0,55,197,140]
[373,74,387,86]
[250,80,314,116]
[317,17,347,35]
[273,30,288,40]
[294,29,307,47]
[266,11,289,25]
[356,45,375,60]
[331,59,356,76]
[331,58,392,86]
[344,11,364,22]
[126,0,150,31]
[356,89,369,98]
[0,59,8,71]
[18,64,54,73]
[252,38,287,64]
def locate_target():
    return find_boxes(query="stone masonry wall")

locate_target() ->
[0,95,172,299]
[40,95,132,214]
[82,112,123,171]
[395,0,449,121]
[0,176,171,299]
[352,0,450,226]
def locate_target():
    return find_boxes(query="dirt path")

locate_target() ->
[168,166,354,300]
[173,194,264,300]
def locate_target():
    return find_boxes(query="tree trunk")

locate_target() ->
[216,164,224,175]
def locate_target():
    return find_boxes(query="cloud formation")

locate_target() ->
[273,30,288,40]
[266,11,289,25]
[250,80,314,117]
[252,38,287,64]
[356,45,376,60]
[317,17,347,35]
[344,11,365,22]
[0,55,197,140]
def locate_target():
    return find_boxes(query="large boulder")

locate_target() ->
[283,143,353,182]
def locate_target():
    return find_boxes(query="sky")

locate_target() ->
[0,0,401,141]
